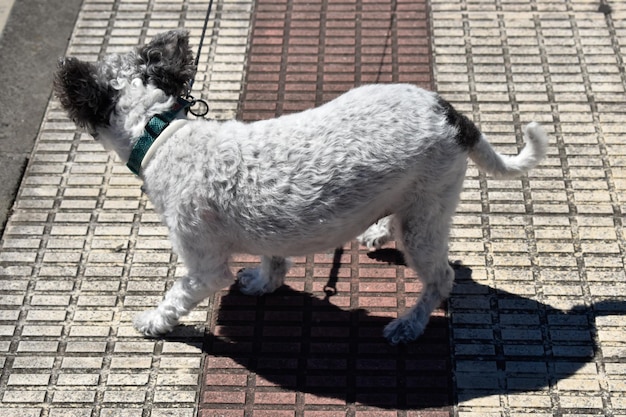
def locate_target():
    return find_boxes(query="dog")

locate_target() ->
[53,30,548,344]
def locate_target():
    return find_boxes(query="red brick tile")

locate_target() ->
[312,267,350,278]
[203,373,248,387]
[356,375,398,387]
[287,49,319,59]
[358,267,398,278]
[201,0,444,415]
[303,393,347,405]
[293,2,322,10]
[217,293,258,307]
[242,111,276,121]
[248,70,279,81]
[255,374,297,388]
[306,375,347,387]
[255,20,285,29]
[256,12,287,20]
[283,102,314,112]
[250,45,282,56]
[261,326,302,337]
[307,357,347,370]
[253,411,294,417]
[202,390,246,404]
[303,412,348,417]
[291,28,320,37]
[214,325,254,337]
[358,282,397,292]
[285,281,305,291]
[286,266,306,277]
[242,102,277,112]
[288,37,321,48]
[260,341,301,353]
[284,83,317,92]
[257,357,299,370]
[199,410,244,417]
[326,296,351,307]
[406,412,452,417]
[284,63,316,73]
[311,281,351,293]
[405,282,424,293]
[254,28,284,37]
[310,310,351,322]
[244,91,279,100]
[355,393,399,407]
[231,253,259,262]
[254,391,297,404]
[283,92,317,102]
[206,356,249,370]
[358,296,397,308]
[285,73,317,83]
[310,326,351,338]
[252,37,284,46]
[355,411,398,417]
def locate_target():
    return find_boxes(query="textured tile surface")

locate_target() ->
[1,0,626,416]
[432,1,626,416]
[201,0,441,414]
[0,0,247,416]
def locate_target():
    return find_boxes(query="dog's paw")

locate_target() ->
[358,235,388,251]
[383,316,425,345]
[237,268,272,296]
[357,221,392,250]
[133,309,175,337]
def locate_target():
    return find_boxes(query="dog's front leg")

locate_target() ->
[237,255,291,296]
[134,263,233,337]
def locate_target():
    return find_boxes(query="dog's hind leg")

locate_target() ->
[134,259,233,337]
[384,209,455,345]
[357,215,394,250]
[237,255,291,296]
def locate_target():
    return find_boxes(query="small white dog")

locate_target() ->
[54,30,548,344]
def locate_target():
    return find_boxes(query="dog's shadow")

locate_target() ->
[167,249,626,410]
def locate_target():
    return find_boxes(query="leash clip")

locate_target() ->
[187,97,210,118]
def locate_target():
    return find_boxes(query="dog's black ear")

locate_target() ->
[136,30,196,97]
[53,57,115,129]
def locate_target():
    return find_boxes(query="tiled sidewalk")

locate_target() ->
[0,1,252,417]
[1,0,626,417]
[432,1,626,416]
[198,0,452,416]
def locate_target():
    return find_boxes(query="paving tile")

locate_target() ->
[0,0,243,415]
[201,0,441,415]
[434,1,626,416]
[1,0,626,417]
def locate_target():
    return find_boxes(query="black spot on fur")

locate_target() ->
[136,30,197,97]
[53,57,116,130]
[436,96,481,149]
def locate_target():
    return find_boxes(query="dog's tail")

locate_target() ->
[468,122,548,178]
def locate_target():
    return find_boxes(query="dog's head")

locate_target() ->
[53,30,196,160]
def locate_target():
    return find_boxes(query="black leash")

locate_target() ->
[323,247,344,300]
[185,0,214,117]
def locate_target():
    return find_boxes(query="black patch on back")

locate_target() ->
[436,96,481,149]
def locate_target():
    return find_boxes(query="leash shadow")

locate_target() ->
[165,249,626,410]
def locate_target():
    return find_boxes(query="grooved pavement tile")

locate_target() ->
[199,0,447,415]
[2,0,626,417]
[432,1,626,416]
[0,0,250,416]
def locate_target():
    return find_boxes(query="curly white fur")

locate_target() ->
[54,30,548,344]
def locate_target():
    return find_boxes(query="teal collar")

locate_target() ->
[127,97,192,175]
